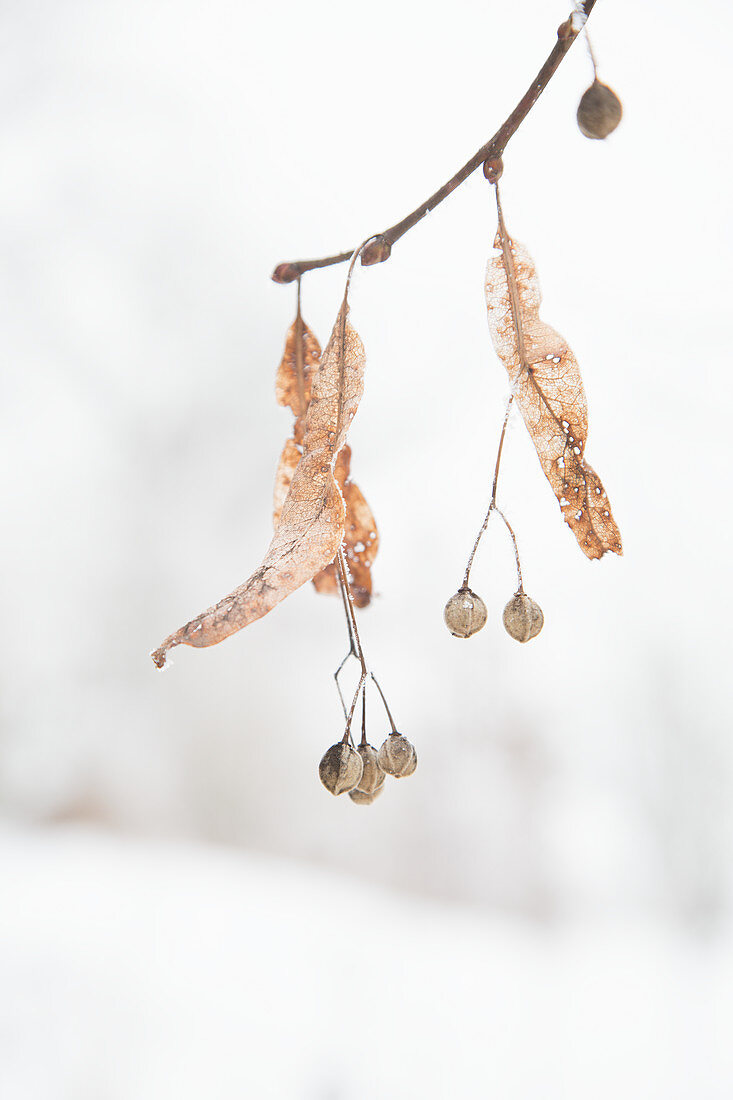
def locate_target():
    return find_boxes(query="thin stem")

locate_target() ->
[583,28,599,78]
[336,548,369,740]
[333,547,361,721]
[336,549,366,674]
[334,648,355,723]
[293,277,306,419]
[494,507,524,593]
[344,237,379,302]
[462,497,525,594]
[495,184,528,372]
[337,562,357,657]
[360,687,367,747]
[462,396,513,588]
[492,396,513,505]
[370,673,398,735]
[330,236,377,450]
[336,543,400,742]
[342,672,367,744]
[334,554,359,721]
[272,2,597,282]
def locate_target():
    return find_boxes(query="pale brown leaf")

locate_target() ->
[275,318,321,446]
[152,301,365,668]
[485,231,622,560]
[274,440,378,608]
[273,313,380,607]
[310,445,379,608]
[272,437,301,528]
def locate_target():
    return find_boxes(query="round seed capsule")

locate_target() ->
[377,733,417,778]
[502,593,544,643]
[443,588,487,638]
[318,742,364,795]
[355,744,386,796]
[577,80,622,140]
[349,786,384,806]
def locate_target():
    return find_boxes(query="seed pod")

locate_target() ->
[502,593,544,643]
[355,744,386,796]
[349,786,384,806]
[577,80,622,140]
[443,588,487,639]
[318,742,364,795]
[377,733,417,778]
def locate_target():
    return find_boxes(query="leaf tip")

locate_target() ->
[151,645,170,670]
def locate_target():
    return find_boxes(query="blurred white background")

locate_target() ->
[0,0,731,1096]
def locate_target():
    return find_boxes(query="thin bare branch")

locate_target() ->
[272,2,597,283]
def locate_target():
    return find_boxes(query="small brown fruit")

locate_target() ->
[444,588,487,639]
[502,593,544,643]
[349,786,384,806]
[377,733,417,778]
[318,742,364,795]
[577,80,622,140]
[355,744,386,796]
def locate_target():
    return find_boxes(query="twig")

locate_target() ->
[272,2,596,283]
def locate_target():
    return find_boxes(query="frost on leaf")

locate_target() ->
[151,301,365,668]
[485,228,622,560]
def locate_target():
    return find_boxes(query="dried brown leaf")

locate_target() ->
[275,318,321,445]
[310,445,379,608]
[485,228,622,560]
[152,301,365,668]
[272,437,301,528]
[274,440,378,608]
[273,313,380,607]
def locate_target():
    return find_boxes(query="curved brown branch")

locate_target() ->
[272,2,597,283]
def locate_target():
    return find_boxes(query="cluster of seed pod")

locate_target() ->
[318,732,417,804]
[444,587,543,644]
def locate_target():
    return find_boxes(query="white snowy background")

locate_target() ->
[0,0,731,1096]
